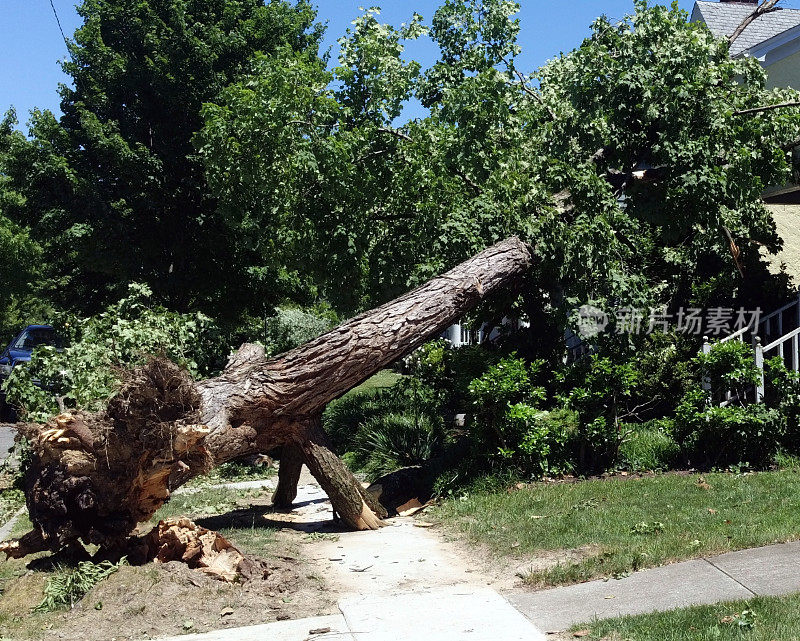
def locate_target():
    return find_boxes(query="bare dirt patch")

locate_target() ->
[0,543,335,641]
[0,483,336,640]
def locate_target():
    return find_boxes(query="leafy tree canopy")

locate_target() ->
[199,0,800,342]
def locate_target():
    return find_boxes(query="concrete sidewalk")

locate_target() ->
[155,588,546,641]
[508,540,800,632]
[155,614,354,641]
[154,474,800,639]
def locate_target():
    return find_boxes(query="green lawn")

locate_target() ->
[0,488,24,524]
[346,369,403,396]
[432,470,800,586]
[578,593,800,640]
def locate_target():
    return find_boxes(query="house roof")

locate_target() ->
[692,1,800,56]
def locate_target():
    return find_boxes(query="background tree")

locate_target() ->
[0,111,47,338]
[0,0,321,325]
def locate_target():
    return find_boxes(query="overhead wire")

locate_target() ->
[47,0,71,56]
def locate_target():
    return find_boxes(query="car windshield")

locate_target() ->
[12,328,56,351]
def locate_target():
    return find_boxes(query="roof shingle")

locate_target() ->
[693,1,800,55]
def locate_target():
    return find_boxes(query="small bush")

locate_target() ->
[675,388,784,468]
[469,355,546,454]
[35,558,127,612]
[619,421,680,471]
[559,356,641,472]
[497,404,577,475]
[698,340,762,402]
[765,357,800,451]
[355,413,443,481]
[263,306,335,355]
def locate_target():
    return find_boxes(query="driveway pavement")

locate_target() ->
[0,424,16,463]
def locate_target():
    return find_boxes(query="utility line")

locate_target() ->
[48,0,70,53]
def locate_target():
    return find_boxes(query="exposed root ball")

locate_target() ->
[22,359,211,553]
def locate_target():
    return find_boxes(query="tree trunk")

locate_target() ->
[3,237,533,558]
[271,445,304,508]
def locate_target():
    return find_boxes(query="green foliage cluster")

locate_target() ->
[35,558,127,612]
[353,413,443,481]
[558,357,642,471]
[467,355,574,474]
[325,366,447,482]
[618,421,680,472]
[262,306,336,356]
[3,284,219,422]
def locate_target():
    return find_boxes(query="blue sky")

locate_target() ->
[1,0,796,124]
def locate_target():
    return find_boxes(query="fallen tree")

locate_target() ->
[2,237,533,558]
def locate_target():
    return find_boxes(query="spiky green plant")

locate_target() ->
[356,413,442,481]
[35,558,127,612]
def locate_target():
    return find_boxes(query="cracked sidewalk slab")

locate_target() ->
[153,614,354,641]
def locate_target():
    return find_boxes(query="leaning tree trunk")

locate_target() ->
[3,237,532,558]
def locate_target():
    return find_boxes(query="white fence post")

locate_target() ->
[755,337,765,403]
[702,336,712,393]
[446,324,462,348]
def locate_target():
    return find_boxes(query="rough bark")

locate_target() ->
[271,445,304,508]
[3,237,533,558]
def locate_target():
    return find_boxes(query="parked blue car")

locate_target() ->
[0,325,60,421]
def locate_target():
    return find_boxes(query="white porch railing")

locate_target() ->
[443,317,531,349]
[707,294,800,405]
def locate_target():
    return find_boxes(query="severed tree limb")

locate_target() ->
[6,237,533,556]
[295,416,385,530]
[729,0,782,46]
[734,100,800,116]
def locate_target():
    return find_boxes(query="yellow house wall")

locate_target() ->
[765,204,800,282]
[766,51,800,90]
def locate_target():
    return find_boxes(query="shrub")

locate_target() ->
[559,356,641,472]
[619,421,680,471]
[323,387,411,455]
[263,306,335,355]
[674,387,784,468]
[3,284,219,422]
[469,355,546,453]
[633,332,696,417]
[355,413,443,481]
[403,342,498,415]
[499,404,577,475]
[698,340,761,402]
[765,356,800,451]
[447,346,500,412]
